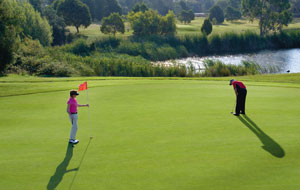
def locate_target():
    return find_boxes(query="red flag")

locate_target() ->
[78,81,88,91]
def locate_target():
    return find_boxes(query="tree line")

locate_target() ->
[1,0,300,75]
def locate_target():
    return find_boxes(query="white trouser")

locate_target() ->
[69,114,78,140]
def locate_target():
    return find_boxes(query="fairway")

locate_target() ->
[1,76,300,190]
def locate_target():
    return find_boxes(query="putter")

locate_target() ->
[230,102,235,114]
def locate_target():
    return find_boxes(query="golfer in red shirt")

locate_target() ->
[230,79,247,116]
[67,90,89,144]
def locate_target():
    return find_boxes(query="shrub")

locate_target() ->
[37,62,76,77]
[64,39,90,56]
[209,5,224,24]
[156,45,178,60]
[225,6,241,21]
[90,37,121,52]
[201,19,213,36]
[116,41,143,56]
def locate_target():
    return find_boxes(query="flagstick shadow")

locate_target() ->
[47,144,78,190]
[237,115,285,158]
[69,138,92,190]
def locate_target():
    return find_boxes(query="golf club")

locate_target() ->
[231,102,235,114]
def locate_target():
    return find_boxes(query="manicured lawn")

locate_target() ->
[1,75,300,189]
[68,17,300,40]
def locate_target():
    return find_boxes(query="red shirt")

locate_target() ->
[232,81,246,89]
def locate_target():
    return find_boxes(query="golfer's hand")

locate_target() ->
[86,104,89,107]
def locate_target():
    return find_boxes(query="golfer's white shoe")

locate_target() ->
[69,139,79,144]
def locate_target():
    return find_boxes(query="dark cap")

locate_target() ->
[229,79,235,85]
[70,90,79,96]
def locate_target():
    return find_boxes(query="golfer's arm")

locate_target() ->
[78,104,89,107]
[67,104,71,114]
[234,88,238,96]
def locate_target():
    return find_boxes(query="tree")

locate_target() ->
[179,9,195,24]
[128,9,161,36]
[81,0,96,20]
[209,5,225,24]
[291,0,300,16]
[44,6,68,46]
[215,0,228,10]
[0,0,22,73]
[201,18,213,35]
[29,0,42,13]
[228,0,242,9]
[51,0,63,10]
[128,8,176,37]
[104,0,122,18]
[149,0,173,15]
[58,0,91,33]
[159,11,176,36]
[19,1,53,46]
[101,13,125,36]
[131,2,148,13]
[242,0,293,36]
[179,0,189,10]
[225,6,242,21]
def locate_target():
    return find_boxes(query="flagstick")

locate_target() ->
[86,89,93,139]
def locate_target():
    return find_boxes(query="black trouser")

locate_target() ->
[236,88,247,114]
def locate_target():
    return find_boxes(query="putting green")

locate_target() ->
[1,76,300,190]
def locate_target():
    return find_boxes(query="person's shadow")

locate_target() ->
[47,144,78,190]
[238,115,285,158]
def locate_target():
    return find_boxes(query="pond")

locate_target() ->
[158,49,300,74]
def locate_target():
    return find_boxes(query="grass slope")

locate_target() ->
[1,75,300,190]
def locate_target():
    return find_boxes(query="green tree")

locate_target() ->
[128,9,161,36]
[44,6,67,46]
[228,0,242,8]
[104,0,122,17]
[215,0,228,10]
[128,8,177,37]
[58,0,92,33]
[242,0,293,36]
[0,0,22,73]
[179,9,195,24]
[149,0,173,15]
[225,6,242,21]
[179,0,189,10]
[51,0,63,10]
[101,13,125,36]
[93,0,106,21]
[201,18,213,35]
[131,2,149,13]
[81,0,96,20]
[291,0,300,15]
[209,5,225,24]
[19,0,53,46]
[29,0,42,13]
[159,11,176,36]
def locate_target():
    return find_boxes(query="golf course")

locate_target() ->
[1,74,300,190]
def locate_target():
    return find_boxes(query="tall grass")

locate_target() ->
[202,60,261,77]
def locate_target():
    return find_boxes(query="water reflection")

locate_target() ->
[160,48,300,73]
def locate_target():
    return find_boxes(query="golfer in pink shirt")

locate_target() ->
[67,90,89,144]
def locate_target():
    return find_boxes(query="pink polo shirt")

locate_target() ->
[67,97,78,113]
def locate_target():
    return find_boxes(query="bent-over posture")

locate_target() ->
[230,79,247,116]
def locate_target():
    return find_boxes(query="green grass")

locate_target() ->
[1,74,300,190]
[68,17,300,40]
